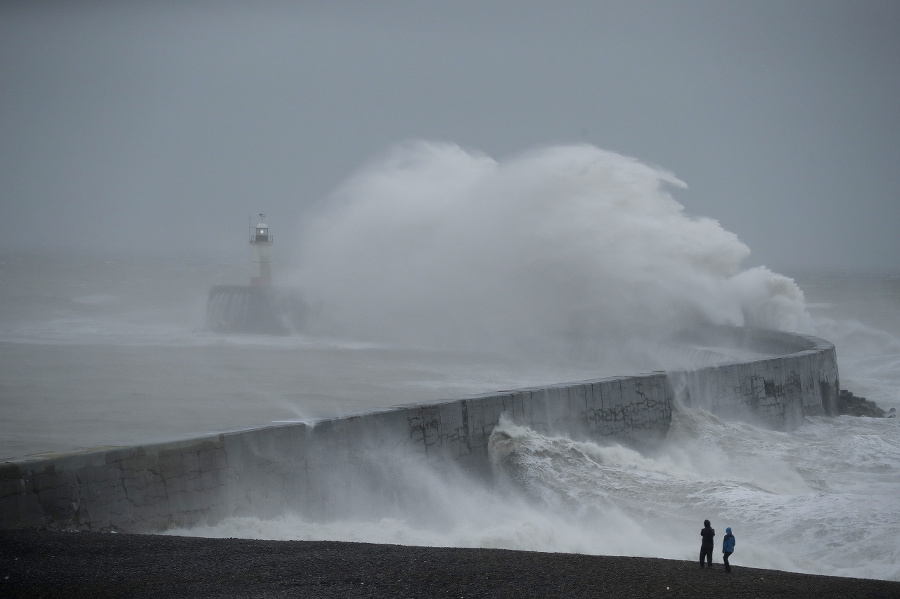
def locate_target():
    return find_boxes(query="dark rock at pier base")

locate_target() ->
[838,389,893,417]
[2,530,899,599]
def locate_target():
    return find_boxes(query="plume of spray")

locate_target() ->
[291,142,812,371]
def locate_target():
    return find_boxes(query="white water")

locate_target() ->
[2,143,898,580]
[171,401,899,580]
[291,142,813,366]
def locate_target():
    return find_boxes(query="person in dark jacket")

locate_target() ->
[722,527,736,573]
[699,520,715,567]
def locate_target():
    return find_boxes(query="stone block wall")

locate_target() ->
[0,327,838,533]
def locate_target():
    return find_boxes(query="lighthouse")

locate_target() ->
[250,214,273,286]
[205,214,306,335]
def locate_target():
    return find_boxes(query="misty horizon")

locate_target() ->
[1,1,898,274]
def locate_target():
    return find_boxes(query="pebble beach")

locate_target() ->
[2,529,898,598]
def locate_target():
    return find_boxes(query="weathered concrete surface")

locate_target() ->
[0,327,839,533]
[669,326,839,429]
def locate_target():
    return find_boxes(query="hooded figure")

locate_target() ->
[699,520,715,567]
[722,527,736,573]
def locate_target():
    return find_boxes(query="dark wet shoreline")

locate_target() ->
[2,529,898,598]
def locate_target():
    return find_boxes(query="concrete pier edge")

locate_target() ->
[0,326,839,532]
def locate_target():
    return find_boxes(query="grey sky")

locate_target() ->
[2,1,898,272]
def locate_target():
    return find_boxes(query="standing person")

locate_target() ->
[722,527,736,573]
[699,519,715,567]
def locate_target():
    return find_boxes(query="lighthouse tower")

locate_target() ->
[206,213,305,335]
[249,214,273,286]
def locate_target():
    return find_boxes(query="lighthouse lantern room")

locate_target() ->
[249,213,273,286]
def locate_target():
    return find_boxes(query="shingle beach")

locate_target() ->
[2,529,898,598]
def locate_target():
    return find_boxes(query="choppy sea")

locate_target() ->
[1,251,898,581]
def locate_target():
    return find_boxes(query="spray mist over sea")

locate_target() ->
[2,143,898,580]
[291,142,812,371]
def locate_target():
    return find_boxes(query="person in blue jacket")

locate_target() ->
[699,520,715,567]
[722,527,736,573]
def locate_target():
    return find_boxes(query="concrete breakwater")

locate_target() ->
[0,326,839,533]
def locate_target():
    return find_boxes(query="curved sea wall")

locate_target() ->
[0,327,839,532]
[670,326,839,430]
